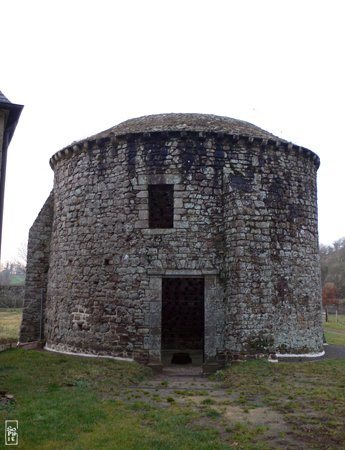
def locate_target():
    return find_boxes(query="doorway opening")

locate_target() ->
[161,277,204,365]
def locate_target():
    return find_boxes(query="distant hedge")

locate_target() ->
[0,285,24,308]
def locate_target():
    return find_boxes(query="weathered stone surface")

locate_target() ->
[20,192,54,342]
[21,114,323,363]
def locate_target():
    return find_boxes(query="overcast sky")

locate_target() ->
[1,0,344,263]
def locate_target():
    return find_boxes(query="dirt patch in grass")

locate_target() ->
[125,364,303,449]
[222,358,345,449]
[224,405,300,449]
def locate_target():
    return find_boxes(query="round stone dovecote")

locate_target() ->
[20,113,324,369]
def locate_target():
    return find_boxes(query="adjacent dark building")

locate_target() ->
[0,91,23,257]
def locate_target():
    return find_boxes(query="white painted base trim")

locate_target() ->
[44,344,134,362]
[276,350,325,358]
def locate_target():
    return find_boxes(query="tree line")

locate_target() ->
[320,237,345,319]
[0,263,25,308]
[320,237,345,298]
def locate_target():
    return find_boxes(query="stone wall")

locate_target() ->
[45,133,226,362]
[222,140,323,356]
[21,119,323,363]
[19,192,54,342]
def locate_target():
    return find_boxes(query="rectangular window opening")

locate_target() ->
[148,184,174,228]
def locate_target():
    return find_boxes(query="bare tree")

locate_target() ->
[322,282,338,322]
[16,240,28,268]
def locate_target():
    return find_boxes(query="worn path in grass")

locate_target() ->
[323,344,345,358]
[276,344,345,362]
[123,364,301,449]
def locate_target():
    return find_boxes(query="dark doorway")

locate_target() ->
[161,278,204,362]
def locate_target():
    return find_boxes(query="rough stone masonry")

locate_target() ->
[20,113,324,369]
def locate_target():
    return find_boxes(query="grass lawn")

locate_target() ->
[221,358,345,449]
[0,350,230,450]
[0,350,344,449]
[323,313,345,345]
[0,311,344,448]
[0,308,22,344]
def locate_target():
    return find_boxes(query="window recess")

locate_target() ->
[148,184,174,228]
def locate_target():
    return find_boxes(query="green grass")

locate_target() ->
[1,311,345,448]
[0,308,22,344]
[9,274,25,285]
[1,350,345,449]
[223,358,345,449]
[323,314,345,345]
[0,350,230,450]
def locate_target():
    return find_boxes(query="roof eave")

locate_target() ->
[0,101,24,146]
